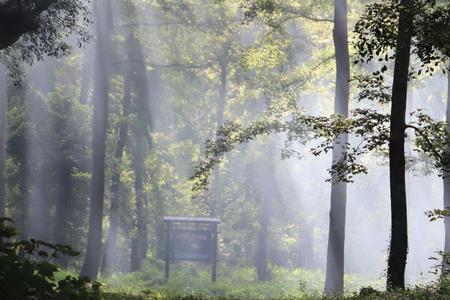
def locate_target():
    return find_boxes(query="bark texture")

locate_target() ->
[386,0,414,290]
[443,68,450,272]
[80,0,112,280]
[0,67,7,218]
[324,0,350,294]
[101,69,132,274]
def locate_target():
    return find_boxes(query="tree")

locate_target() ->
[129,33,151,273]
[80,0,113,280]
[353,0,450,289]
[0,0,89,57]
[101,58,132,275]
[443,67,450,272]
[385,0,414,290]
[324,0,350,294]
[0,66,6,218]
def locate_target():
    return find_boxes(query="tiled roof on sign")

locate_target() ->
[163,216,220,223]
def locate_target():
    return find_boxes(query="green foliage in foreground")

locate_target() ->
[56,261,449,300]
[0,217,100,300]
[99,278,450,300]
[3,217,450,300]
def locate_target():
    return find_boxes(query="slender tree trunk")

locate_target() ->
[443,67,450,273]
[0,66,6,217]
[153,184,165,257]
[210,54,228,217]
[217,55,227,129]
[127,14,151,270]
[256,194,270,281]
[255,141,277,281]
[324,0,350,295]
[101,70,132,274]
[54,159,73,267]
[80,0,112,280]
[28,62,54,242]
[80,46,93,105]
[298,222,314,270]
[129,88,150,272]
[130,160,148,272]
[9,80,30,240]
[386,0,413,290]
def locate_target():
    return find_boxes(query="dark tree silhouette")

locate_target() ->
[80,0,112,280]
[386,0,414,290]
[0,0,89,58]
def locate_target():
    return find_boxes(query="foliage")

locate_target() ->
[0,217,100,299]
[0,0,91,83]
[354,0,450,75]
[54,262,450,300]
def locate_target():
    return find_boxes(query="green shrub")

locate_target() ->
[0,217,100,300]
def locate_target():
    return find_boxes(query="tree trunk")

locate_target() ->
[255,141,277,281]
[217,54,227,129]
[130,160,148,272]
[28,62,54,242]
[80,46,93,105]
[210,53,228,217]
[54,159,73,267]
[324,0,350,295]
[256,194,270,281]
[80,0,112,280]
[127,16,151,271]
[386,0,413,291]
[129,92,150,272]
[443,67,450,273]
[101,69,132,275]
[0,66,6,217]
[8,80,30,240]
[298,222,314,270]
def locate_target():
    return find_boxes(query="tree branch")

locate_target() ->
[405,124,443,161]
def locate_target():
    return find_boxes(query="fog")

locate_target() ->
[1,0,449,296]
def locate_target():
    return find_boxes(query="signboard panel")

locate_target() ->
[171,230,211,261]
[163,216,220,282]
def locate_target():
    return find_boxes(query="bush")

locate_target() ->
[0,217,100,300]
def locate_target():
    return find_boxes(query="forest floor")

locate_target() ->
[58,263,450,300]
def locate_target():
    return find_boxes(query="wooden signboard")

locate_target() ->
[163,216,220,282]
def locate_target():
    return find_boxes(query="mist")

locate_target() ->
[1,0,450,299]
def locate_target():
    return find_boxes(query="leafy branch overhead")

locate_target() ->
[191,105,450,195]
[0,0,91,82]
[354,0,450,76]
[190,108,391,192]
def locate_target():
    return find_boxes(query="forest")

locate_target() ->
[1,0,450,299]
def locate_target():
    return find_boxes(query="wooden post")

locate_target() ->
[165,221,171,281]
[211,222,218,282]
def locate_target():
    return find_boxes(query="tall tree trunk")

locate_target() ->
[130,157,148,272]
[54,159,73,267]
[256,194,270,281]
[210,53,228,217]
[324,0,350,295]
[127,14,151,270]
[0,66,6,217]
[298,221,314,270]
[386,0,413,290]
[101,70,132,274]
[80,0,112,280]
[80,46,93,105]
[28,62,54,241]
[217,54,227,129]
[9,80,30,240]
[443,67,450,273]
[255,141,277,281]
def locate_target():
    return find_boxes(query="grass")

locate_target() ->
[56,261,450,299]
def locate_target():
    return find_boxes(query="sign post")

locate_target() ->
[163,216,220,282]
